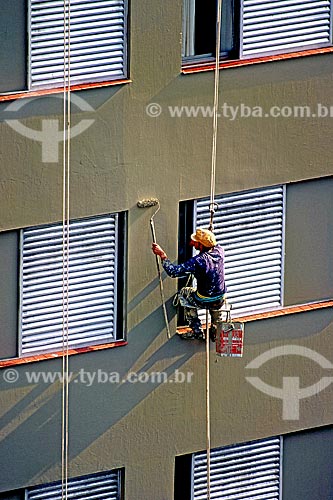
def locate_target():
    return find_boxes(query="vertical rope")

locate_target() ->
[61,0,71,499]
[209,0,223,232]
[205,311,211,500]
[206,1,223,498]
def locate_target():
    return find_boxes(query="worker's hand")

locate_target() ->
[152,243,167,260]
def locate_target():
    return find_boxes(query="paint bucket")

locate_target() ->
[215,321,244,357]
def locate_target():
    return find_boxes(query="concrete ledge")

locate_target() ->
[0,79,131,102]
[182,47,333,74]
[0,340,127,367]
[1,301,332,367]
[177,300,333,333]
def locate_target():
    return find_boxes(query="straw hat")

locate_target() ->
[191,228,216,248]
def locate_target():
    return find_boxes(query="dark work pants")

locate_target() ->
[178,287,225,333]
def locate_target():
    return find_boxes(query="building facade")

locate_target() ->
[1,0,333,499]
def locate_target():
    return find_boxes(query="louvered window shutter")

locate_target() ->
[29,0,127,89]
[241,0,332,58]
[192,437,282,500]
[195,186,285,317]
[26,469,122,500]
[20,214,119,355]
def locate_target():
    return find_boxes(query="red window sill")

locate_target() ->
[0,79,131,103]
[235,299,333,323]
[0,340,127,367]
[1,301,332,366]
[182,47,333,75]
[177,300,333,333]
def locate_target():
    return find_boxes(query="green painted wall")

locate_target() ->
[1,309,333,498]
[1,0,333,498]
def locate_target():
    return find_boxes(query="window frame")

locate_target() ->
[25,468,124,500]
[0,0,129,97]
[182,0,333,66]
[18,212,127,358]
[28,0,129,91]
[182,0,238,63]
[179,185,286,319]
[191,436,283,500]
[175,436,283,500]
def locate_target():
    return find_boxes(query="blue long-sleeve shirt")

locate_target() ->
[162,245,226,298]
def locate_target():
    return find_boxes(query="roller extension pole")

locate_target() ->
[150,217,171,339]
[137,198,171,340]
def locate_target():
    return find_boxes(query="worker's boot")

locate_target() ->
[209,307,224,342]
[184,307,204,340]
